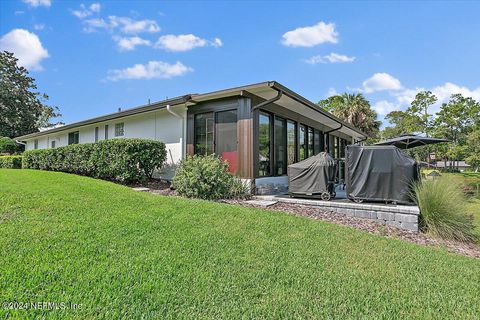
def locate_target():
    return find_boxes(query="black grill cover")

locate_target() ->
[346,145,419,204]
[288,152,337,196]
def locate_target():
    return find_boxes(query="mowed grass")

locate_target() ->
[1,170,480,319]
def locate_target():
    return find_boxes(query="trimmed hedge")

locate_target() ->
[22,138,167,182]
[0,156,23,169]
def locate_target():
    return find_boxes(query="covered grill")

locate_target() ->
[288,152,337,200]
[346,145,419,204]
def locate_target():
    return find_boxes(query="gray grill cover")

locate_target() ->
[346,145,419,204]
[288,152,337,195]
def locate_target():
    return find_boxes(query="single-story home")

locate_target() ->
[16,81,367,194]
[434,161,471,171]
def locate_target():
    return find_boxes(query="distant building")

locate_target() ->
[435,161,471,171]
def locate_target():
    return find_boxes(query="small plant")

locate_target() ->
[172,155,248,200]
[413,177,477,242]
[0,155,22,169]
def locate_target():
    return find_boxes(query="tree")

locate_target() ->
[408,91,437,137]
[0,51,61,138]
[318,93,381,138]
[465,129,480,171]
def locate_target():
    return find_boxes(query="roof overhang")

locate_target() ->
[190,81,367,140]
[16,95,190,140]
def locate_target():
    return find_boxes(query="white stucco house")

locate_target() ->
[16,81,367,194]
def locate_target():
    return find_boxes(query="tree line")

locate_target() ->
[318,91,480,171]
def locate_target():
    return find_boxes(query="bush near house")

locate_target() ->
[0,155,22,169]
[173,154,247,200]
[22,138,167,182]
[413,177,477,243]
[0,137,20,154]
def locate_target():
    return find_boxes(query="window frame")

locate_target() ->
[114,122,125,137]
[104,125,109,140]
[68,131,79,145]
[34,139,38,150]
[94,126,99,142]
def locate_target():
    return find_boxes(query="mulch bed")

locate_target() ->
[126,180,480,258]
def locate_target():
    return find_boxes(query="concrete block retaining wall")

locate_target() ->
[256,196,420,232]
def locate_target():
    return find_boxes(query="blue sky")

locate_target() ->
[1,0,480,127]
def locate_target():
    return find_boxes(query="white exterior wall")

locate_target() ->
[23,107,186,179]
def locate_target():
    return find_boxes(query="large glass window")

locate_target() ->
[274,116,287,176]
[94,127,99,142]
[258,113,271,177]
[308,127,314,158]
[314,129,322,154]
[287,121,296,165]
[299,124,307,160]
[68,131,79,145]
[194,112,214,155]
[216,110,238,173]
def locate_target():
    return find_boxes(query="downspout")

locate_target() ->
[251,89,283,111]
[15,140,26,146]
[166,104,186,161]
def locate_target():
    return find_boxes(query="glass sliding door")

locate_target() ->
[194,112,214,155]
[216,110,238,173]
[258,113,271,177]
[274,116,287,176]
[308,127,314,158]
[287,120,296,165]
[299,124,307,160]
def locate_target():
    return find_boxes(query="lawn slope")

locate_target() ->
[1,169,479,319]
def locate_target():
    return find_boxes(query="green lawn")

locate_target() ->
[1,170,480,319]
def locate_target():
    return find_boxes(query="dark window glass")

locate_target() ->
[258,113,271,177]
[194,112,214,155]
[308,127,314,158]
[51,140,56,149]
[314,129,321,155]
[95,127,99,142]
[274,116,287,176]
[216,110,238,173]
[68,131,79,145]
[287,121,296,165]
[104,125,109,140]
[115,123,124,137]
[34,139,38,149]
[299,124,307,160]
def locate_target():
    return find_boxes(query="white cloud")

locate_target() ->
[106,61,192,81]
[282,21,338,47]
[72,3,101,19]
[212,38,223,47]
[362,73,402,93]
[23,0,51,8]
[155,34,222,52]
[0,29,49,71]
[306,52,355,64]
[90,3,101,13]
[109,16,160,34]
[114,36,151,51]
[33,24,45,30]
[373,100,398,116]
[83,16,160,34]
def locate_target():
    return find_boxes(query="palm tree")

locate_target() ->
[319,93,381,138]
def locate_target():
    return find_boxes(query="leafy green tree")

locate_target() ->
[409,91,437,137]
[318,93,381,138]
[0,51,61,138]
[465,129,480,171]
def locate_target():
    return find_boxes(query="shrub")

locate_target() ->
[0,137,18,154]
[173,154,247,200]
[413,177,477,242]
[0,155,22,169]
[22,138,167,182]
